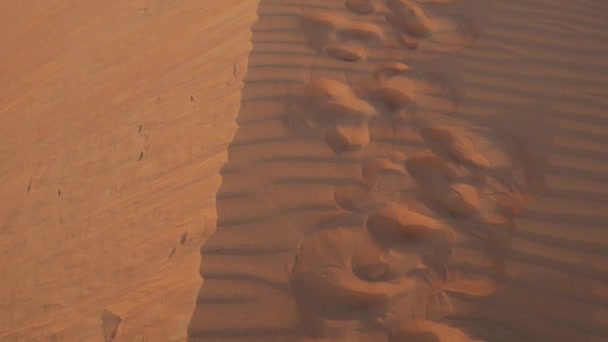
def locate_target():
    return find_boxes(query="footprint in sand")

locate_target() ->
[284,78,377,152]
[362,63,460,117]
[287,228,421,319]
[397,124,547,302]
[366,204,455,248]
[305,78,377,120]
[334,154,413,212]
[385,0,477,51]
[388,319,482,342]
[288,216,455,336]
[296,153,458,326]
[301,9,386,61]
[405,149,538,226]
[284,67,459,154]
[419,125,547,194]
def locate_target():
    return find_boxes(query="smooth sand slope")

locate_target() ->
[0,1,258,340]
[189,0,608,341]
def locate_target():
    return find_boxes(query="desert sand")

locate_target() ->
[1,0,608,341]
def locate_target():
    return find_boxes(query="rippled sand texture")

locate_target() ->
[187,0,608,341]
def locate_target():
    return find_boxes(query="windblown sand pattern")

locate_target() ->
[188,0,608,341]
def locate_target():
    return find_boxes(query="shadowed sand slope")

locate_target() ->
[188,0,608,341]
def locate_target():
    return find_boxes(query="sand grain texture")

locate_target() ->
[0,1,258,341]
[189,0,608,341]
[1,0,608,341]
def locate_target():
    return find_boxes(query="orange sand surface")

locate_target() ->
[1,1,608,341]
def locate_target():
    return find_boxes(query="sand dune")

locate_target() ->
[189,0,608,341]
[2,0,608,341]
[0,1,258,340]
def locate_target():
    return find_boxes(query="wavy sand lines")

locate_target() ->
[184,0,608,340]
